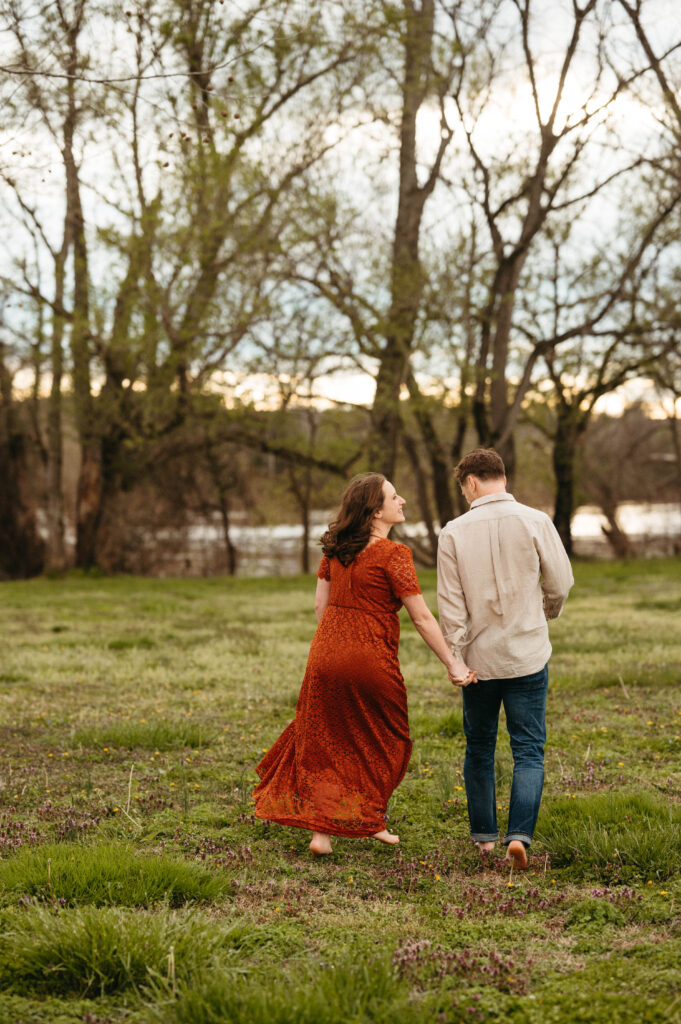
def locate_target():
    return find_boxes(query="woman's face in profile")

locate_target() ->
[379,480,406,525]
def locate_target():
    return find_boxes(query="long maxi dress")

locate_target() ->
[253,538,421,837]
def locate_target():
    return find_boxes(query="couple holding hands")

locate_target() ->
[254,448,573,870]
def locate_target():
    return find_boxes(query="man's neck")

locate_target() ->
[466,475,507,504]
[476,483,506,497]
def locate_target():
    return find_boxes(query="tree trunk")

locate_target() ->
[668,405,681,506]
[601,510,633,559]
[61,7,100,568]
[402,431,438,564]
[202,437,238,575]
[0,345,44,578]
[406,372,454,526]
[285,460,314,574]
[75,440,103,568]
[300,492,311,575]
[450,411,469,517]
[217,491,237,576]
[552,409,578,557]
[368,0,439,477]
[45,242,69,572]
[370,344,406,478]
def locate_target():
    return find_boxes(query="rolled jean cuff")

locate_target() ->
[504,832,532,848]
[471,832,499,843]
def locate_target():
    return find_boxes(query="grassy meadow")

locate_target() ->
[1,559,681,1023]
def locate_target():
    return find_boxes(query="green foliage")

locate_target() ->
[0,843,231,908]
[565,897,625,930]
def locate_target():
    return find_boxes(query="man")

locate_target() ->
[437,447,573,870]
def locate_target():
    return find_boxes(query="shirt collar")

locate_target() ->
[470,492,516,509]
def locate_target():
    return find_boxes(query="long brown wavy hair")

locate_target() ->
[320,473,386,566]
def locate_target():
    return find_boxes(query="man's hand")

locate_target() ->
[448,659,477,688]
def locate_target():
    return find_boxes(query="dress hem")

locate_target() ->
[254,807,385,838]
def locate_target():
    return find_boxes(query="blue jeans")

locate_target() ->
[461,665,548,848]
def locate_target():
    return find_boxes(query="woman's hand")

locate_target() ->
[399,594,477,686]
[448,659,477,687]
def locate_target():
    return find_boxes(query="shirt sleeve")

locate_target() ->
[385,544,421,599]
[317,555,331,581]
[535,518,574,619]
[436,529,470,659]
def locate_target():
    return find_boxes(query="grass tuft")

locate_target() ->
[0,906,231,998]
[108,635,156,650]
[159,953,418,1024]
[0,843,231,907]
[72,720,214,750]
[536,791,681,880]
[437,708,464,736]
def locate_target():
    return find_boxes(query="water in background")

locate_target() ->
[174,503,681,577]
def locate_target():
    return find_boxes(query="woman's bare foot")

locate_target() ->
[475,841,496,854]
[373,829,399,845]
[309,832,332,855]
[505,839,528,870]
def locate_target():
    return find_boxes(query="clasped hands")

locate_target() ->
[448,659,477,688]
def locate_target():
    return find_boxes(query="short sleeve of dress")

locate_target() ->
[317,555,331,581]
[385,544,421,599]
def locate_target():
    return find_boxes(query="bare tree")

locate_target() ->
[580,403,676,557]
[1,0,370,569]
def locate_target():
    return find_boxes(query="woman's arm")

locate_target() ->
[401,593,476,687]
[315,578,331,622]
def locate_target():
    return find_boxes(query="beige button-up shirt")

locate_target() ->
[437,492,574,679]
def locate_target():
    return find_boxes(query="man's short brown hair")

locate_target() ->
[455,447,506,486]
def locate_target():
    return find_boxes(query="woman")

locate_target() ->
[253,473,475,855]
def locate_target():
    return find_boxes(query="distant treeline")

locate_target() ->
[1,393,679,579]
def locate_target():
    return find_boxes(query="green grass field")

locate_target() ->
[1,559,680,1023]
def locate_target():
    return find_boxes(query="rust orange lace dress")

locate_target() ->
[253,538,421,837]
